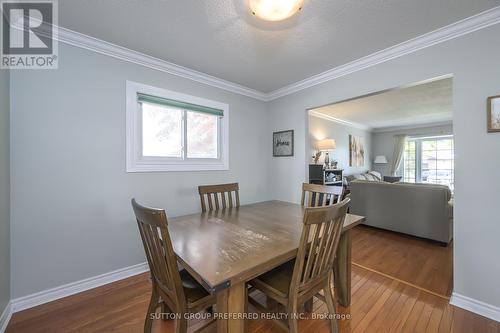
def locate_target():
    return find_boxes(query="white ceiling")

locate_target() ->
[58,0,500,93]
[312,77,453,130]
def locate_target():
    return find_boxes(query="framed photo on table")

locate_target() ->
[488,95,500,133]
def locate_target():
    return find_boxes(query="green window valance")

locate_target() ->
[137,93,224,117]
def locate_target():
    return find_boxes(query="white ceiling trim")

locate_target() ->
[56,27,268,101]
[52,6,500,102]
[266,5,500,101]
[309,110,372,131]
[372,120,453,133]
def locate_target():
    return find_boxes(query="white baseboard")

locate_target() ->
[11,262,149,313]
[450,292,500,322]
[0,301,12,333]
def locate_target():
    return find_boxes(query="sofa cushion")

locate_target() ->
[364,173,377,181]
[368,171,382,181]
[353,174,367,180]
[347,171,383,184]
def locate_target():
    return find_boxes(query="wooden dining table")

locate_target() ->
[169,200,365,333]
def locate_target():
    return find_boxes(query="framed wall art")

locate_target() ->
[273,130,294,157]
[487,95,500,133]
[349,134,365,167]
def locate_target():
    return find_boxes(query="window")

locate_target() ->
[403,140,416,183]
[126,81,229,172]
[403,136,454,191]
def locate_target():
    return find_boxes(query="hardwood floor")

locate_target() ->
[351,225,453,297]
[6,226,497,333]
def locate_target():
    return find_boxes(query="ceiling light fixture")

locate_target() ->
[249,0,304,21]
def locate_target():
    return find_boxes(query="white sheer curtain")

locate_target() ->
[390,135,407,176]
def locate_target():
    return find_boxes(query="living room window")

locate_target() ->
[403,135,454,191]
[126,81,229,172]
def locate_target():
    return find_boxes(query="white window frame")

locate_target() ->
[403,135,454,185]
[126,81,229,172]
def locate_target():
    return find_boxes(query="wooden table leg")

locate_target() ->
[216,282,247,333]
[217,289,228,333]
[333,230,352,307]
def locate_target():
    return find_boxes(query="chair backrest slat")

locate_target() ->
[291,198,350,293]
[214,193,220,210]
[221,192,227,209]
[131,199,185,309]
[301,183,343,207]
[198,183,240,212]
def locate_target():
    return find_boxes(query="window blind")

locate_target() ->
[137,93,223,117]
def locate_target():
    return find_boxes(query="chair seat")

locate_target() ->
[180,269,210,304]
[250,260,295,299]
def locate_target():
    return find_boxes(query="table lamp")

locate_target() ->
[315,139,336,168]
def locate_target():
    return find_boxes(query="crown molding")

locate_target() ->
[372,120,453,133]
[55,27,268,101]
[51,6,500,102]
[266,6,500,101]
[309,110,372,131]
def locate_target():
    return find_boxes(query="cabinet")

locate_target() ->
[309,164,344,185]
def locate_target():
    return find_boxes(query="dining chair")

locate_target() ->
[301,183,346,312]
[131,199,216,333]
[248,198,350,333]
[198,182,240,212]
[301,183,343,207]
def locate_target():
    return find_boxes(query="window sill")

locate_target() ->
[126,161,229,173]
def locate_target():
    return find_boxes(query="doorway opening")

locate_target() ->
[307,75,454,298]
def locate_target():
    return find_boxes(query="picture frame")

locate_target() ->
[349,134,365,167]
[273,130,294,157]
[487,95,500,133]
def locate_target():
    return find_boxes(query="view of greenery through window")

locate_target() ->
[141,102,218,159]
[403,136,454,191]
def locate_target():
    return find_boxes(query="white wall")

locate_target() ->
[371,123,453,176]
[0,69,10,314]
[10,44,271,298]
[268,24,500,308]
[308,114,372,175]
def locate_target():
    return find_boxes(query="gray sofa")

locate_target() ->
[350,180,453,244]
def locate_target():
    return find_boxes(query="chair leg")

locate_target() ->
[324,282,339,333]
[175,312,188,333]
[145,287,160,333]
[287,302,299,333]
[161,301,172,321]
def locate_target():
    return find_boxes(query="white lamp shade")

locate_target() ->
[374,155,388,164]
[316,139,336,150]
